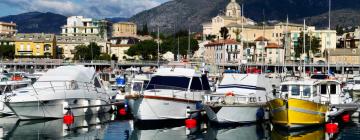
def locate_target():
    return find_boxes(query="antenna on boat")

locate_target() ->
[327,0,331,75]
[303,19,306,77]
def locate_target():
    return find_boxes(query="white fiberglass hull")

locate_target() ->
[129,97,200,121]
[6,99,111,120]
[204,105,268,124]
[0,102,13,115]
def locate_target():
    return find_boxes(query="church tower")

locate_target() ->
[226,0,241,18]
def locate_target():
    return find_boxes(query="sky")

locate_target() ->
[0,0,170,18]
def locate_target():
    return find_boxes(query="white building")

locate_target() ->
[61,16,110,39]
[204,39,242,63]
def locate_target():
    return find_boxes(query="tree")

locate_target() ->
[0,44,15,59]
[220,27,229,39]
[294,32,321,61]
[98,53,111,61]
[205,35,217,40]
[233,28,241,42]
[160,36,199,58]
[126,40,158,60]
[73,42,102,60]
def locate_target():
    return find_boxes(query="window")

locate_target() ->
[281,85,288,92]
[291,85,300,96]
[320,85,327,94]
[303,86,311,97]
[330,84,337,94]
[94,78,101,88]
[201,75,210,90]
[146,76,190,90]
[190,77,202,90]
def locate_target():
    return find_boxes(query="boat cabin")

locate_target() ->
[280,80,319,102]
[279,79,344,104]
[146,68,210,92]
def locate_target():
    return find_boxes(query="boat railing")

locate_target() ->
[13,80,105,95]
[144,84,204,101]
[204,93,258,105]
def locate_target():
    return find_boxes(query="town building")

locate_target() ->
[61,16,111,39]
[338,28,360,48]
[0,34,14,46]
[265,43,284,64]
[202,0,307,44]
[202,0,255,39]
[254,36,269,63]
[204,39,242,63]
[112,22,137,37]
[328,48,360,65]
[109,37,140,61]
[56,36,107,59]
[0,21,17,35]
[286,28,337,63]
[14,33,57,58]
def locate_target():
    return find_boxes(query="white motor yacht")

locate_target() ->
[0,74,32,115]
[4,65,116,120]
[128,67,210,121]
[203,73,278,124]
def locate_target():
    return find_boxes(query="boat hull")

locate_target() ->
[128,96,200,121]
[204,104,268,124]
[6,99,111,120]
[268,98,328,129]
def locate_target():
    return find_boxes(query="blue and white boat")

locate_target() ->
[203,73,279,124]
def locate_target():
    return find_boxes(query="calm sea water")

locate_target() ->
[1,113,359,140]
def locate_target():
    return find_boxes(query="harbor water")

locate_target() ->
[1,113,360,140]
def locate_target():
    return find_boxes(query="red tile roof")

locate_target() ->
[205,39,240,46]
[265,43,281,49]
[254,36,269,41]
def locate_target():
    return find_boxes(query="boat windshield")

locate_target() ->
[303,86,311,97]
[146,76,190,90]
[291,85,300,96]
[355,80,360,84]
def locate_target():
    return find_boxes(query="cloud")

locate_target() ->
[1,0,169,18]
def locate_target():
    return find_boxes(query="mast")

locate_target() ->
[241,4,244,64]
[303,19,306,77]
[283,16,289,73]
[177,36,180,61]
[187,28,191,60]
[327,0,331,74]
[157,26,160,67]
[261,9,265,74]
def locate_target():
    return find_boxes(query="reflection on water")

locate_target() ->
[0,114,360,140]
[271,127,325,140]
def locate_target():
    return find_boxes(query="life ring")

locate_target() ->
[225,92,235,97]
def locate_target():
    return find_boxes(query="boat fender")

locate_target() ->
[256,108,265,121]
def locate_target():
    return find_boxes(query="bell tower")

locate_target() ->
[226,0,241,18]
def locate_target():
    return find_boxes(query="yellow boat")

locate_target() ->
[268,80,330,129]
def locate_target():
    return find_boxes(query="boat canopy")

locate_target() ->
[36,65,95,83]
[217,74,274,95]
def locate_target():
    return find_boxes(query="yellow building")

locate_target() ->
[0,21,17,35]
[56,35,107,59]
[15,33,56,58]
[112,22,137,37]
